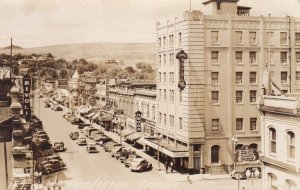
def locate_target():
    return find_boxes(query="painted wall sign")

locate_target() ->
[22,75,31,121]
[176,50,188,91]
[135,111,142,132]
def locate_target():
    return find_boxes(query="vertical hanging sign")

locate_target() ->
[176,50,188,91]
[135,111,142,132]
[22,75,31,121]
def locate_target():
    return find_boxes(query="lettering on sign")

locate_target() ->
[22,75,31,121]
[135,111,142,132]
[235,145,259,162]
[176,50,188,91]
[0,67,11,79]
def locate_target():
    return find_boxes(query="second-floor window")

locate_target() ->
[236,118,243,131]
[250,72,257,84]
[236,72,243,84]
[250,118,257,131]
[211,31,219,43]
[281,52,287,64]
[281,71,288,84]
[235,31,243,44]
[235,51,243,64]
[280,32,287,44]
[249,32,256,44]
[211,72,219,85]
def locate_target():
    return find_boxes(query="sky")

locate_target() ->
[0,0,300,48]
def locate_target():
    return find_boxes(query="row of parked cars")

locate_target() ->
[67,120,153,172]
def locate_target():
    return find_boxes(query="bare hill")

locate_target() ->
[0,43,156,67]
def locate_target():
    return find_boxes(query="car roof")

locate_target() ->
[132,158,145,162]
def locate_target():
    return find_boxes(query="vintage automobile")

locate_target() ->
[111,146,124,158]
[94,134,108,143]
[118,149,136,162]
[129,158,152,172]
[45,103,51,108]
[52,105,63,111]
[69,132,79,140]
[71,118,84,125]
[86,143,98,153]
[78,123,91,130]
[53,141,65,152]
[41,159,66,175]
[89,130,103,140]
[124,154,141,167]
[66,114,76,121]
[231,167,261,180]
[98,137,113,146]
[104,142,121,152]
[77,136,87,146]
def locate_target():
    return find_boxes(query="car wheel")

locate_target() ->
[46,169,51,174]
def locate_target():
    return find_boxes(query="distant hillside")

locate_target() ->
[3,45,22,49]
[0,43,156,67]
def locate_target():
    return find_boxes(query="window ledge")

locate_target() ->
[211,103,220,106]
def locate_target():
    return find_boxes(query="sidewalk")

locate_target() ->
[91,122,231,182]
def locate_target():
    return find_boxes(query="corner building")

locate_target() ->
[155,0,300,174]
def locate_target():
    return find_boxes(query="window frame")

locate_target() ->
[211,31,219,44]
[211,91,219,104]
[250,118,257,131]
[250,90,257,103]
[269,128,276,154]
[235,51,243,64]
[236,118,244,131]
[211,145,220,164]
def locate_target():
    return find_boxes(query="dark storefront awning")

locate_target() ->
[126,133,142,141]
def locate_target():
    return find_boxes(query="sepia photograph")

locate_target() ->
[0,0,300,189]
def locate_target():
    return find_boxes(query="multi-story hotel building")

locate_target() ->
[153,0,300,174]
[258,95,300,190]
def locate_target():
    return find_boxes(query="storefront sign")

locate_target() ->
[235,146,259,162]
[176,50,188,91]
[22,75,31,121]
[106,79,109,106]
[135,111,142,132]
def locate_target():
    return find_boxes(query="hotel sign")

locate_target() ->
[135,111,142,132]
[22,75,31,121]
[176,50,188,91]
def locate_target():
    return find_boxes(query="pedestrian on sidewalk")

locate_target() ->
[165,160,169,173]
[170,161,174,173]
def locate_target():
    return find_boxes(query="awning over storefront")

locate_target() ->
[126,133,142,141]
[136,137,145,146]
[121,129,134,137]
[144,138,189,158]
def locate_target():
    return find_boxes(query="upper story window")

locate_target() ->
[163,89,166,100]
[159,55,162,66]
[211,51,219,64]
[250,90,257,103]
[250,72,257,84]
[163,113,166,125]
[287,131,295,159]
[159,112,162,123]
[163,72,166,83]
[236,91,243,103]
[280,52,287,64]
[152,106,155,120]
[158,37,161,48]
[163,36,166,48]
[163,54,167,65]
[212,119,220,133]
[235,51,243,64]
[296,52,300,64]
[280,32,287,44]
[249,32,257,45]
[269,128,276,154]
[211,91,219,104]
[295,32,300,44]
[217,2,221,10]
[178,32,182,46]
[266,32,274,45]
[296,71,300,82]
[159,72,161,83]
[235,31,243,44]
[281,71,288,84]
[211,145,220,164]
[211,31,219,44]
[211,72,219,85]
[179,117,183,129]
[236,118,243,131]
[250,118,257,131]
[236,72,243,84]
[250,52,257,64]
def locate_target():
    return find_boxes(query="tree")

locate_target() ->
[125,66,134,73]
[59,69,68,79]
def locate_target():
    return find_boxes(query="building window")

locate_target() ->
[235,51,243,64]
[236,72,243,84]
[296,71,300,82]
[211,31,219,44]
[250,90,257,103]
[235,31,243,44]
[170,90,174,102]
[152,106,155,120]
[179,91,182,102]
[158,37,161,48]
[281,52,287,64]
[250,72,257,84]
[163,36,166,48]
[268,173,278,190]
[217,2,221,10]
[159,72,161,83]
[159,55,162,66]
[250,118,257,131]
[211,91,219,104]
[211,51,219,64]
[287,131,295,159]
[211,145,220,164]
[266,32,274,45]
[281,71,288,84]
[236,118,243,131]
[269,128,276,154]
[159,89,161,100]
[163,89,166,100]
[211,72,219,85]
[163,113,166,125]
[159,112,162,123]
[163,72,166,83]
[296,32,300,44]
[280,32,287,44]
[147,104,150,118]
[212,119,219,133]
[296,52,300,64]
[179,117,182,129]
[178,32,182,46]
[169,115,174,127]
[249,32,256,45]
[163,54,166,65]
[250,52,256,64]
[236,91,243,103]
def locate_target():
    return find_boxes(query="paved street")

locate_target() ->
[34,96,261,190]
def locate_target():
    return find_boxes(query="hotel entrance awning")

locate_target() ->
[144,138,189,158]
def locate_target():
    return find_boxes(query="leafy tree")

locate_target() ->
[125,66,134,73]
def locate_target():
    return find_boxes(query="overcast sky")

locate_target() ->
[0,0,300,48]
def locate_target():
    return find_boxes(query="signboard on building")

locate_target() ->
[0,67,11,79]
[22,75,31,121]
[176,50,188,91]
[135,111,142,132]
[235,146,259,162]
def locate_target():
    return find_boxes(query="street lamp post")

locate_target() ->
[246,168,260,190]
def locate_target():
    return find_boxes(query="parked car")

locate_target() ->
[89,130,104,140]
[104,142,121,152]
[78,123,90,130]
[124,154,141,167]
[52,105,63,111]
[111,146,124,158]
[98,137,113,146]
[70,117,84,125]
[231,167,261,180]
[83,127,98,137]
[41,159,65,175]
[77,136,87,145]
[69,131,79,140]
[66,115,76,121]
[53,141,65,152]
[86,143,98,153]
[94,134,108,143]
[45,103,51,108]
[46,155,62,162]
[118,149,136,162]
[129,158,152,172]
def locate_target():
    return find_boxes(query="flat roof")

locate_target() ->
[203,0,239,5]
